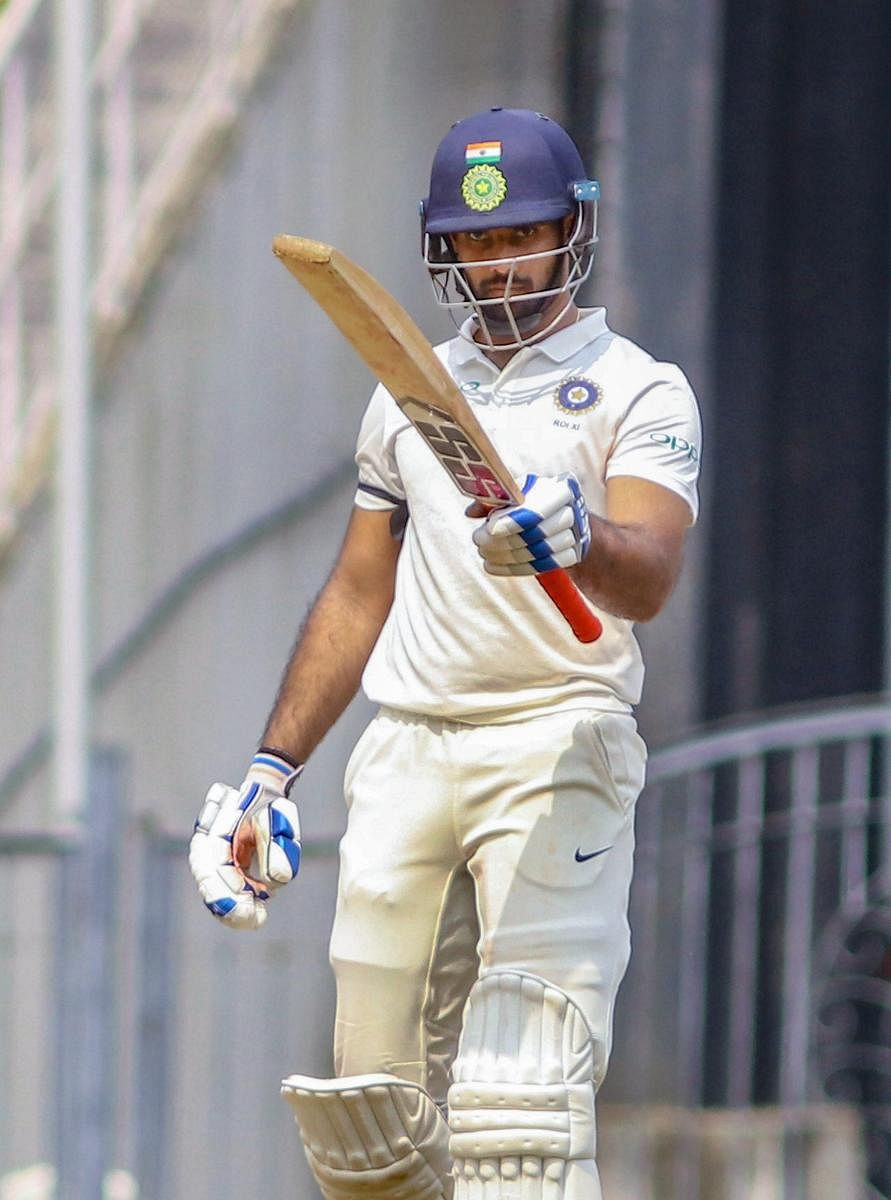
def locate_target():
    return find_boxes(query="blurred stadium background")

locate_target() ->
[0,0,888,1197]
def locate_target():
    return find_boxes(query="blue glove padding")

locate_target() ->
[189,752,302,930]
[472,472,591,576]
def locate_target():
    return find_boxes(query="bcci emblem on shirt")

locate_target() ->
[555,376,603,414]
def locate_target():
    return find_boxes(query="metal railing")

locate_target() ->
[0,747,337,1199]
[611,697,891,1197]
[597,1104,866,1200]
[0,0,302,555]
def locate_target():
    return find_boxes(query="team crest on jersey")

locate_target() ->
[554,377,602,414]
[461,164,508,213]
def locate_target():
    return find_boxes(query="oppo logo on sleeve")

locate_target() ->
[649,432,699,462]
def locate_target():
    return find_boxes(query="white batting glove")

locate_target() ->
[472,472,592,576]
[189,749,303,930]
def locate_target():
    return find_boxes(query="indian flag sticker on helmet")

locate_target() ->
[461,164,508,213]
[465,141,502,165]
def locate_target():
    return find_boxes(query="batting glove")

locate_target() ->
[189,749,303,930]
[472,472,592,576]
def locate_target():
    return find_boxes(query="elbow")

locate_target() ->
[632,568,681,623]
[630,596,668,624]
[571,543,684,623]
[621,567,680,623]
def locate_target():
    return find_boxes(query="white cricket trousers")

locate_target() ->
[328,705,647,1105]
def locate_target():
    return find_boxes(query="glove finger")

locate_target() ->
[483,543,582,577]
[532,544,581,570]
[477,524,579,563]
[472,523,504,552]
[194,782,234,837]
[475,537,535,565]
[520,477,576,520]
[474,524,556,556]
[526,506,575,541]
[482,504,542,539]
[200,880,268,928]
[483,485,578,541]
[189,827,269,899]
[253,798,302,886]
[189,829,269,928]
[529,527,578,558]
[483,559,538,577]
[480,543,559,568]
[517,478,577,522]
[205,889,268,929]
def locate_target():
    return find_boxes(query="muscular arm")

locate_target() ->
[260,506,400,763]
[570,476,693,623]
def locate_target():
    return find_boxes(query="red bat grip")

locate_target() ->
[536,569,603,643]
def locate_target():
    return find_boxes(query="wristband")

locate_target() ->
[250,746,305,796]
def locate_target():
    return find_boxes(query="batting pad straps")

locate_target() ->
[449,1080,593,1159]
[282,1073,453,1200]
[448,970,601,1200]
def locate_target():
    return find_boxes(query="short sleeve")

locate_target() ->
[606,371,702,522]
[354,384,405,511]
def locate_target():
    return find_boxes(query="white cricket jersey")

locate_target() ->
[353,309,702,722]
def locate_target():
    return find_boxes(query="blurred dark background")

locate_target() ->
[707,1,890,716]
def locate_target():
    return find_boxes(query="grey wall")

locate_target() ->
[590,0,719,744]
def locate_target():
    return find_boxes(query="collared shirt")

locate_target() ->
[353,310,702,723]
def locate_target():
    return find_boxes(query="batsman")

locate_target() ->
[190,107,701,1199]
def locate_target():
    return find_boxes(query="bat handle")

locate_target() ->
[536,569,603,643]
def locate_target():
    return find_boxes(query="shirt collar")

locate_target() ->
[449,308,609,368]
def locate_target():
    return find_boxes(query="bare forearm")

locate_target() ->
[261,569,392,764]
[571,515,683,622]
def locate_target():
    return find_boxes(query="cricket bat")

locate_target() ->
[272,234,602,644]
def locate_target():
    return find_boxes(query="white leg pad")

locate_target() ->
[282,1072,453,1200]
[448,971,602,1199]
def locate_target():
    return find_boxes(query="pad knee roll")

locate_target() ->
[282,1072,453,1200]
[448,970,601,1200]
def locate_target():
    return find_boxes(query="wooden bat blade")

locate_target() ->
[272,234,602,644]
[272,235,520,504]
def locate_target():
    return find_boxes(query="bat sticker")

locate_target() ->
[408,402,512,503]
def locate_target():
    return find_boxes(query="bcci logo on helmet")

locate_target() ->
[461,164,508,213]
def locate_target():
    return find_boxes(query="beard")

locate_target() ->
[472,253,567,335]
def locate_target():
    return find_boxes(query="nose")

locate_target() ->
[488,258,512,279]
[488,233,521,259]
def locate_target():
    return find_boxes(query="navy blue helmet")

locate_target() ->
[421,108,599,349]
[422,107,598,234]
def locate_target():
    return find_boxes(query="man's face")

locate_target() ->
[448,219,571,327]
